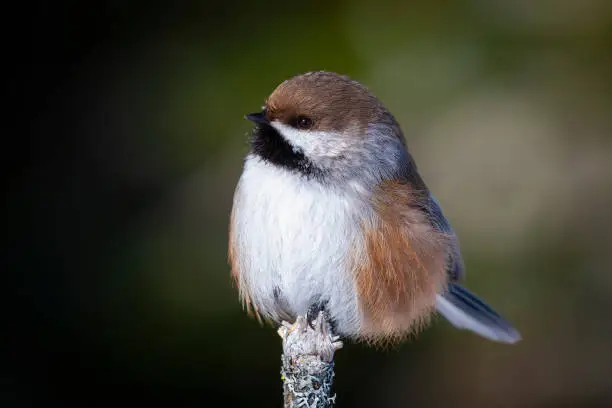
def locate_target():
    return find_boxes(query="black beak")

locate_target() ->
[245,111,269,125]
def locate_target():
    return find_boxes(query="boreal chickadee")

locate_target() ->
[229,71,521,345]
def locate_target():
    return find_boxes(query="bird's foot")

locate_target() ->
[278,312,343,362]
[307,300,330,330]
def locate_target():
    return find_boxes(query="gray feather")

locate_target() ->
[436,283,521,344]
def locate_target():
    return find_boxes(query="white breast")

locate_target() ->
[231,156,365,335]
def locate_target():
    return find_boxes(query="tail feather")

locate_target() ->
[436,283,521,344]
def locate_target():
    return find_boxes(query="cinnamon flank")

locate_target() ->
[354,180,449,345]
[228,209,262,324]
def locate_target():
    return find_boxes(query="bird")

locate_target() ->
[228,70,521,345]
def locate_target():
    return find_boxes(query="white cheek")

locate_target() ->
[271,122,349,158]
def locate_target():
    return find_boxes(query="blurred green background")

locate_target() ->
[7,1,612,406]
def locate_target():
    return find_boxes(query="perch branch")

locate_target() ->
[278,312,343,408]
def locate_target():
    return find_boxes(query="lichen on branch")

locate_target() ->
[278,313,343,408]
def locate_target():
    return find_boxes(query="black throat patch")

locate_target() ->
[250,124,323,178]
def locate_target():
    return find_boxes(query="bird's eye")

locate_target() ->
[295,116,314,130]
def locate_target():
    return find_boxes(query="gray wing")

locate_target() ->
[425,194,465,281]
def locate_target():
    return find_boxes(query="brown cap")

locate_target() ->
[264,71,395,134]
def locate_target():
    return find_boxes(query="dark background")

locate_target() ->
[6,1,612,407]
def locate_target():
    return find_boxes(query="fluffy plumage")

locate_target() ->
[229,71,520,344]
[355,180,449,344]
